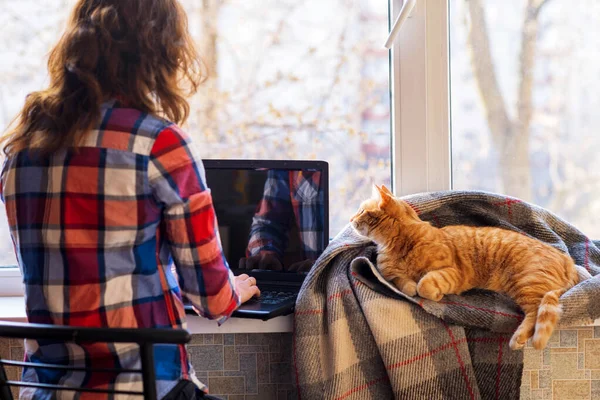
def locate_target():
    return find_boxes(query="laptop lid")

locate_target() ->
[203,159,329,276]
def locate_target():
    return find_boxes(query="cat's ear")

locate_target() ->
[376,185,393,208]
[381,185,393,196]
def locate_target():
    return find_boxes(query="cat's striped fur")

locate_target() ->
[350,185,579,350]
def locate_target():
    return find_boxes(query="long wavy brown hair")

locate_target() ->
[2,0,204,157]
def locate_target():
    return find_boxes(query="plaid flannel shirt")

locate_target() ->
[246,169,325,263]
[0,101,240,399]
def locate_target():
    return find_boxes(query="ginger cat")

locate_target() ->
[350,185,579,350]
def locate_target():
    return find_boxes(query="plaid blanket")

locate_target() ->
[293,191,600,400]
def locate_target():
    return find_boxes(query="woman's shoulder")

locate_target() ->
[101,102,196,155]
[102,102,175,139]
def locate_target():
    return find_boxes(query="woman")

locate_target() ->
[0,1,259,399]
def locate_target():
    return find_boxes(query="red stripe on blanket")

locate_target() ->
[328,289,353,301]
[495,338,504,400]
[298,278,523,321]
[386,337,468,370]
[492,198,522,222]
[333,376,390,400]
[336,335,508,398]
[350,271,522,321]
[349,272,366,288]
[437,300,523,321]
[299,332,509,399]
[385,336,509,371]
[468,337,510,343]
[297,277,366,315]
[406,201,422,215]
[442,322,476,400]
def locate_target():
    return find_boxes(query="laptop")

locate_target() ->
[184,159,329,320]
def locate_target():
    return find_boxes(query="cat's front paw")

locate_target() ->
[393,278,417,297]
[417,279,444,302]
[401,280,418,297]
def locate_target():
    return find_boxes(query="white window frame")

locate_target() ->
[391,0,451,196]
[0,0,449,297]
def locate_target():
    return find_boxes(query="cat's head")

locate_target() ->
[350,184,421,239]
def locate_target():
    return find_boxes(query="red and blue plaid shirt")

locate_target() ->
[0,101,239,398]
[246,169,325,263]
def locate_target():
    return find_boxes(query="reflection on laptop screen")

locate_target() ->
[204,160,329,274]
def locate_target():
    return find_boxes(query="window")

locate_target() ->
[0,0,392,292]
[388,0,599,240]
[389,0,450,196]
[450,0,600,236]
[181,0,391,232]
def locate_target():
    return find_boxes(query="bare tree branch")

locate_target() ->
[532,0,553,17]
[467,0,531,199]
[466,0,551,201]
[466,0,512,150]
[517,0,553,133]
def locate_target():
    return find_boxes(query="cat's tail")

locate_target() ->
[532,288,566,350]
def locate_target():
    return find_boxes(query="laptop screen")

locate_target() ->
[203,160,329,274]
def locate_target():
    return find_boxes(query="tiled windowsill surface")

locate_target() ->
[0,297,296,399]
[0,332,297,400]
[520,327,600,400]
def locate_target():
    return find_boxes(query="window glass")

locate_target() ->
[0,0,391,266]
[450,0,600,236]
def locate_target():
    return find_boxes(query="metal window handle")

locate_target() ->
[384,0,417,49]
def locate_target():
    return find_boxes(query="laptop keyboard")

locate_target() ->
[247,290,297,305]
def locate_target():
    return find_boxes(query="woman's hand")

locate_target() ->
[235,274,261,304]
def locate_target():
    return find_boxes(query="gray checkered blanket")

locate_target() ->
[293,191,600,400]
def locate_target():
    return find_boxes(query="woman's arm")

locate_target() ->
[148,124,240,323]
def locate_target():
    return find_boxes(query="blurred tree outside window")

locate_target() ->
[0,0,391,267]
[451,0,600,236]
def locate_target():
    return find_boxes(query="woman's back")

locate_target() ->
[1,100,239,398]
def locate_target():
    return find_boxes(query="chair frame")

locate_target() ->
[0,321,190,400]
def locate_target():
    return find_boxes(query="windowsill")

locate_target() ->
[6,295,600,334]
[186,313,293,334]
[0,268,24,297]
[0,297,293,334]
[0,297,27,322]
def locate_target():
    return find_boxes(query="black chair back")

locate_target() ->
[0,322,190,400]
